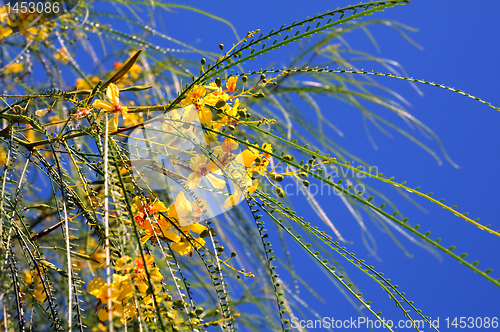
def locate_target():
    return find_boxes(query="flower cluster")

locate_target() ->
[87,254,163,323]
[132,193,209,255]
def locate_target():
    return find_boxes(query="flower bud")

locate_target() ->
[276,188,285,198]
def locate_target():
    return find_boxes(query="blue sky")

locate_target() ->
[163,0,500,328]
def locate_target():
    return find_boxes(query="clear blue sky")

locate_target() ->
[164,1,500,328]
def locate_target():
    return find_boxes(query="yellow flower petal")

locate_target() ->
[150,201,167,213]
[87,277,105,296]
[226,76,238,92]
[97,308,110,321]
[140,232,152,246]
[106,83,120,106]
[92,100,115,112]
[186,172,201,189]
[115,256,133,272]
[181,223,206,234]
[241,149,258,167]
[198,107,213,124]
[108,114,119,132]
[207,173,226,189]
[170,240,192,255]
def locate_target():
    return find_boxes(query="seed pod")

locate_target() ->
[276,188,285,198]
[215,99,226,108]
[269,173,284,182]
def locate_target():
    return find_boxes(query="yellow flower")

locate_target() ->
[22,270,46,303]
[4,62,23,75]
[240,142,272,170]
[92,83,129,132]
[186,154,226,190]
[166,192,206,226]
[210,138,244,183]
[114,255,163,297]
[0,147,6,166]
[170,236,206,256]
[0,7,13,39]
[54,48,70,63]
[132,193,209,255]
[226,76,238,93]
[181,85,213,123]
[87,253,165,323]
[87,274,136,323]
[76,76,100,90]
[132,197,182,244]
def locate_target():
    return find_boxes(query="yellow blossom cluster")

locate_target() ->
[132,193,208,255]
[87,254,163,323]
